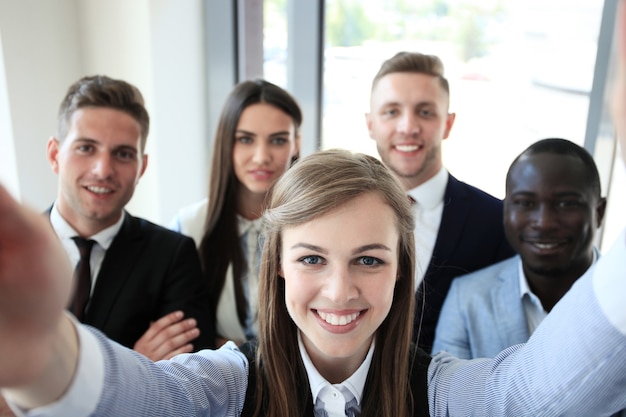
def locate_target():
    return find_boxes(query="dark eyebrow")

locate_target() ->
[509,191,536,197]
[73,138,99,144]
[289,243,391,255]
[511,190,583,197]
[380,100,437,109]
[380,101,401,107]
[290,243,328,254]
[352,244,392,255]
[268,131,291,137]
[236,129,291,137]
[235,129,257,136]
[552,191,585,198]
[72,138,138,152]
[113,144,139,153]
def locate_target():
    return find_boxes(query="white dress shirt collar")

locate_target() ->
[407,166,448,210]
[518,249,599,334]
[518,249,600,302]
[298,332,374,410]
[237,215,264,238]
[50,202,124,250]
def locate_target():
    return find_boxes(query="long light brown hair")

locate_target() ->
[198,79,302,337]
[254,149,416,416]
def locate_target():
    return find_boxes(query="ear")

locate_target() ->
[138,154,149,178]
[293,132,301,158]
[278,264,285,279]
[365,112,374,139]
[46,137,61,174]
[596,197,608,228]
[442,112,456,139]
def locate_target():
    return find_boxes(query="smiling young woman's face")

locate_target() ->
[232,103,299,197]
[279,192,399,382]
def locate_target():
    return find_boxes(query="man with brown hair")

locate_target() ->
[46,75,214,358]
[366,52,514,350]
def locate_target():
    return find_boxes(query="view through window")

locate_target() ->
[322,0,604,200]
[263,0,625,250]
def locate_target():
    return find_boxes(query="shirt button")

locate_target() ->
[332,391,339,398]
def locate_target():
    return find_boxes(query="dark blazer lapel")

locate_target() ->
[426,174,470,275]
[84,212,143,328]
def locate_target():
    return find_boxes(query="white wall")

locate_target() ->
[0,0,82,210]
[146,0,209,224]
[0,29,19,200]
[0,0,209,224]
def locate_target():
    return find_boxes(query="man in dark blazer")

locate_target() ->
[366,52,514,351]
[45,75,214,359]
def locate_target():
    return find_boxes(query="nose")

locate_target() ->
[397,112,420,136]
[531,204,559,229]
[252,142,271,165]
[321,266,359,304]
[92,153,115,179]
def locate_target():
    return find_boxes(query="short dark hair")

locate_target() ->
[508,138,602,198]
[372,51,450,95]
[57,75,150,150]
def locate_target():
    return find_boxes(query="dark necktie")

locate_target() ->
[70,237,95,321]
[345,397,359,417]
[313,396,360,417]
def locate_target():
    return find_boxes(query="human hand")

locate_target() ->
[0,185,74,387]
[0,394,15,417]
[133,311,200,361]
[0,184,78,410]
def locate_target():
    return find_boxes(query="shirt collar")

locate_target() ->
[50,202,125,250]
[237,215,264,238]
[407,166,448,210]
[298,332,374,406]
[518,248,600,301]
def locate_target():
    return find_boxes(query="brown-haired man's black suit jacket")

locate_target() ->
[49,209,215,350]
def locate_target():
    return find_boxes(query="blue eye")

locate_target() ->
[299,255,323,265]
[357,256,383,266]
[237,136,253,144]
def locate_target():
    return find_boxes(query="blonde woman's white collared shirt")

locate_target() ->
[298,332,374,417]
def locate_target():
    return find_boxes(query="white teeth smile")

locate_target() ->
[533,242,559,249]
[87,186,113,194]
[395,145,419,152]
[317,311,360,326]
